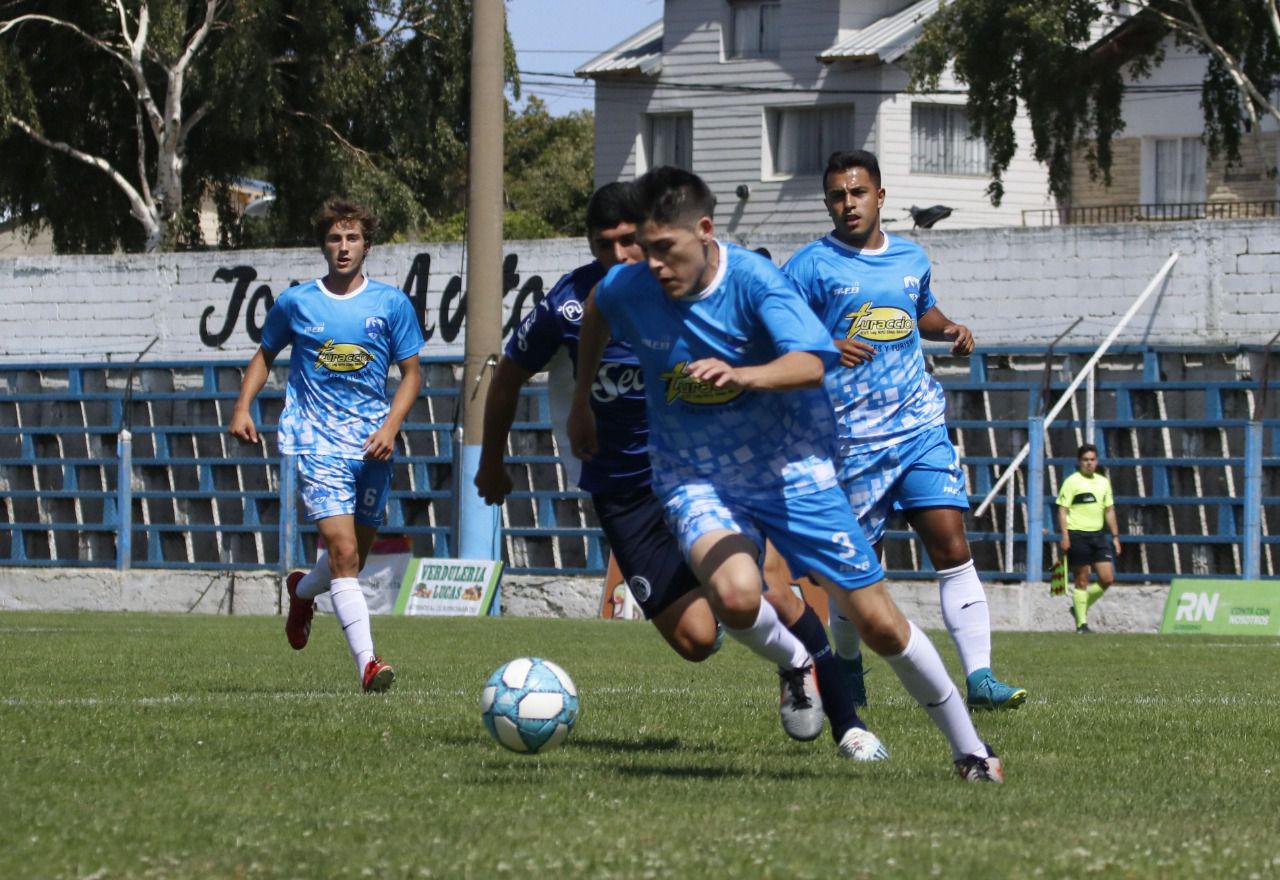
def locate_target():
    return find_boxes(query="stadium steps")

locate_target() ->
[0,346,1276,581]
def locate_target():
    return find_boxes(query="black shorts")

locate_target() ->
[1067,530,1114,568]
[592,485,702,620]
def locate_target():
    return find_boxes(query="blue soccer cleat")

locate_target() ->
[965,668,1027,711]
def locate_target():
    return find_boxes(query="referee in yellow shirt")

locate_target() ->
[1056,444,1122,633]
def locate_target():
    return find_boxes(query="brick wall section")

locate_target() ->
[1071,138,1142,206]
[2,220,1280,360]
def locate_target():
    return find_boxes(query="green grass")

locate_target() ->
[2,612,1279,879]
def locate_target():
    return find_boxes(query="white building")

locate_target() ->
[576,0,1055,237]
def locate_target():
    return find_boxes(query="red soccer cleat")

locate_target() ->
[362,656,396,693]
[284,570,313,651]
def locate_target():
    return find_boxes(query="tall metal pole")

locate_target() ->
[1026,416,1046,584]
[458,0,504,566]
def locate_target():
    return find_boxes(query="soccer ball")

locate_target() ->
[480,657,579,754]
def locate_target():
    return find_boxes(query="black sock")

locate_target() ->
[787,603,863,741]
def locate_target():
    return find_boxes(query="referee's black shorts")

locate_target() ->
[1066,529,1114,568]
[592,485,702,620]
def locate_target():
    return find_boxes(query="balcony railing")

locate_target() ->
[1022,200,1280,227]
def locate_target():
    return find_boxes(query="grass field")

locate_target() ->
[2,611,1279,879]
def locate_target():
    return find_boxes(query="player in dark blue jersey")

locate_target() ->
[784,150,1025,712]
[477,184,858,747]
[569,168,1003,779]
[230,198,423,693]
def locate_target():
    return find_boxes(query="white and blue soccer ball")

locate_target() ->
[480,657,579,754]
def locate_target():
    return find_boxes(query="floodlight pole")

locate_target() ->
[458,0,505,588]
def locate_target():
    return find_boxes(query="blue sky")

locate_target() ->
[506,0,663,116]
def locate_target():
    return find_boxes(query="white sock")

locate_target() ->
[937,559,992,677]
[329,577,375,678]
[882,621,986,760]
[826,596,863,661]
[723,599,810,670]
[296,552,332,600]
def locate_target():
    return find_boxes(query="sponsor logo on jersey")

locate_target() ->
[364,316,387,339]
[660,361,744,405]
[1072,492,1098,505]
[314,340,373,372]
[844,302,914,342]
[833,282,860,296]
[642,337,672,351]
[558,300,584,323]
[305,324,326,334]
[592,362,645,403]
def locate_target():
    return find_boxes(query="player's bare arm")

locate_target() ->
[1106,505,1122,556]
[229,347,277,444]
[364,354,420,462]
[475,357,537,504]
[568,288,609,461]
[1058,505,1071,552]
[833,337,876,367]
[686,350,825,391]
[918,306,975,356]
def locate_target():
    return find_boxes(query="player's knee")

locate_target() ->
[929,535,971,570]
[673,638,717,663]
[856,614,909,656]
[327,540,360,576]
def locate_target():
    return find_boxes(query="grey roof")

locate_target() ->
[818,0,940,64]
[576,19,663,77]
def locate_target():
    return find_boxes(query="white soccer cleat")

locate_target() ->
[837,726,890,762]
[778,662,823,741]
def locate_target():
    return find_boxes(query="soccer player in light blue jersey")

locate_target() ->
[229,198,424,693]
[476,183,853,747]
[783,150,1026,712]
[568,167,1002,780]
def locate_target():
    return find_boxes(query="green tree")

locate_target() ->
[0,1,516,253]
[504,96,593,237]
[909,0,1280,205]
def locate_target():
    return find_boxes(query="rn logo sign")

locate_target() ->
[1161,580,1280,635]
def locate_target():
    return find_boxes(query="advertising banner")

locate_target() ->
[395,558,502,617]
[1160,579,1280,635]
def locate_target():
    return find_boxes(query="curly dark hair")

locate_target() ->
[312,197,380,248]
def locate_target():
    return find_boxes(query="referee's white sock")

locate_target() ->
[329,577,375,678]
[937,559,992,677]
[883,621,986,760]
[723,599,810,670]
[296,552,332,600]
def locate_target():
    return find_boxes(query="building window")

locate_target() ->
[911,104,987,176]
[1152,137,1205,204]
[646,113,693,171]
[766,106,856,178]
[729,1,781,59]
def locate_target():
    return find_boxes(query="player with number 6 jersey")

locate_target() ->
[229,197,424,693]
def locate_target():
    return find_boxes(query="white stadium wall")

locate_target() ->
[1,219,1279,362]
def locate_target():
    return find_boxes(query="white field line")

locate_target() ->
[0,685,697,708]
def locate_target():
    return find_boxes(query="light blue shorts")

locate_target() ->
[661,481,883,591]
[297,454,392,527]
[838,423,969,545]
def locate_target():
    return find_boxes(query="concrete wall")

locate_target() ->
[0,567,1170,633]
[2,218,1280,361]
